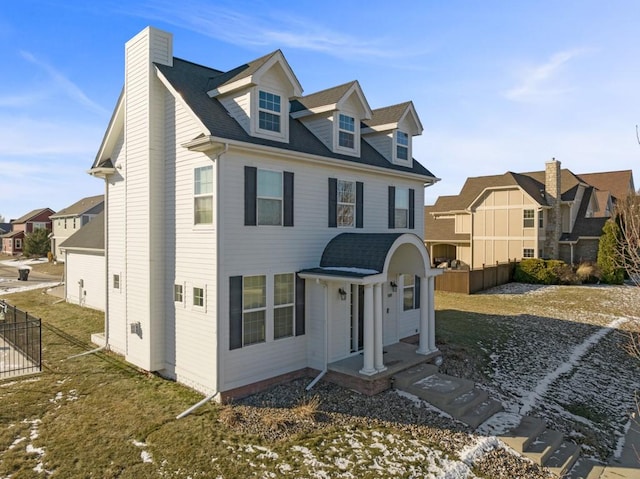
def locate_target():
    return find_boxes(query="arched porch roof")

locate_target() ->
[300,232,439,282]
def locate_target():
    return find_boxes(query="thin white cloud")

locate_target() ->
[19,50,109,115]
[119,1,412,61]
[504,49,587,102]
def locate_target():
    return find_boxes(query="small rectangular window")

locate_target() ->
[174,284,183,303]
[15,239,22,249]
[337,180,356,227]
[258,91,281,133]
[523,248,535,258]
[523,209,535,228]
[338,114,355,149]
[538,210,544,228]
[194,166,213,225]
[274,273,294,339]
[193,287,204,307]
[395,188,409,228]
[396,131,409,160]
[257,169,283,225]
[113,274,120,289]
[243,275,266,346]
[402,275,416,311]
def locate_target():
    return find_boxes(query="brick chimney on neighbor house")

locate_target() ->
[544,158,561,259]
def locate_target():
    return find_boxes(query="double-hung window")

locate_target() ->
[257,170,283,225]
[193,287,205,308]
[523,248,535,258]
[523,209,535,228]
[396,131,409,161]
[243,275,266,346]
[113,274,120,290]
[194,166,213,225]
[174,284,183,303]
[273,273,294,339]
[395,188,409,228]
[337,180,356,227]
[338,114,355,149]
[258,90,281,133]
[538,210,544,228]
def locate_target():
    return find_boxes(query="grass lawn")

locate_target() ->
[0,284,637,477]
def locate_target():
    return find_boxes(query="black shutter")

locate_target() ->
[244,166,257,226]
[295,274,305,336]
[415,275,421,309]
[356,181,363,228]
[409,188,415,229]
[388,186,395,229]
[283,171,294,227]
[229,276,243,349]
[328,178,337,228]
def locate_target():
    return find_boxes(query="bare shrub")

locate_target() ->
[576,262,602,284]
[218,405,242,427]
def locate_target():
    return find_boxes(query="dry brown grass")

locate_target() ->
[292,395,321,421]
[218,404,242,427]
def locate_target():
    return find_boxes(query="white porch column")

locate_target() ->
[359,284,376,375]
[374,282,386,372]
[351,284,359,352]
[428,276,436,352]
[417,275,430,355]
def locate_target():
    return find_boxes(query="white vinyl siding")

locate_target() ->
[64,250,105,311]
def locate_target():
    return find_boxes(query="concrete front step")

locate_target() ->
[500,416,581,478]
[567,457,606,479]
[393,366,503,428]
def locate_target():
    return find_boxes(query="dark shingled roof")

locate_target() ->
[59,211,104,251]
[560,187,607,241]
[577,170,635,200]
[424,206,470,243]
[290,81,356,112]
[364,101,414,128]
[319,233,404,272]
[155,58,436,178]
[51,195,104,219]
[12,208,54,224]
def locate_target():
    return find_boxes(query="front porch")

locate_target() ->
[324,341,441,396]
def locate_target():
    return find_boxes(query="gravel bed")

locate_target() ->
[233,378,553,478]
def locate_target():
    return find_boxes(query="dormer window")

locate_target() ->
[396,131,409,161]
[338,114,355,149]
[258,90,281,133]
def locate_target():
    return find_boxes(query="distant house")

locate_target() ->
[60,211,105,311]
[50,194,104,260]
[0,208,55,256]
[88,27,441,400]
[425,160,635,268]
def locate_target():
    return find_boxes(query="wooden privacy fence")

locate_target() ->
[435,260,517,294]
[0,300,42,377]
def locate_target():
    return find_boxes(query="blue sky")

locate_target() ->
[1,1,639,221]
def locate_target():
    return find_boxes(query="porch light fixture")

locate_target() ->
[338,288,347,300]
[390,281,397,292]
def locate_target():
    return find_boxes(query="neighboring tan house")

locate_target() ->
[425,160,635,269]
[88,26,442,400]
[50,194,104,261]
[60,211,105,311]
[0,208,55,256]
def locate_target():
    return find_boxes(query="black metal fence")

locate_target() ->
[0,300,42,377]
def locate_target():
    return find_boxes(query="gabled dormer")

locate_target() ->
[208,50,302,143]
[362,102,423,167]
[290,81,372,157]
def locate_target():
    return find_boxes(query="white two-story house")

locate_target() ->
[89,27,441,400]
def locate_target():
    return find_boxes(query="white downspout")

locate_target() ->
[177,144,228,420]
[68,178,110,359]
[306,280,328,390]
